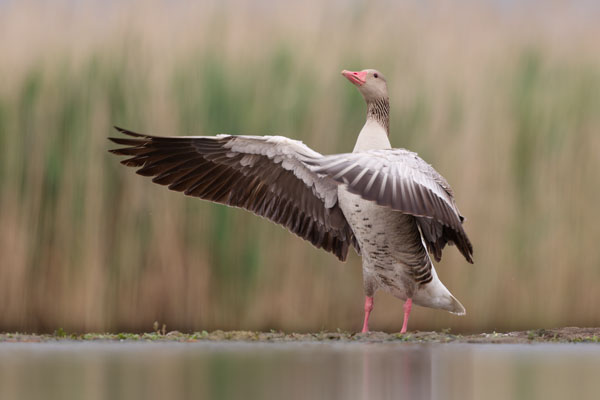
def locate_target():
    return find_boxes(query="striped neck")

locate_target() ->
[366,97,390,136]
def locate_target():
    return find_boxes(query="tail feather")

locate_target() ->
[412,264,466,315]
[448,294,466,316]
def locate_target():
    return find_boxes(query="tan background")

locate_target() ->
[1,0,599,333]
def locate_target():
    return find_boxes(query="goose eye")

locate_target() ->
[374,73,378,78]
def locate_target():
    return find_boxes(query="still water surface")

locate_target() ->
[0,341,598,400]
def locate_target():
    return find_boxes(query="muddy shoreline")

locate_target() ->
[1,327,599,344]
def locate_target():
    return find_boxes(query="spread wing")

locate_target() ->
[303,149,473,263]
[108,127,356,261]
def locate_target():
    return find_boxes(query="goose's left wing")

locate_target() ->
[303,149,473,263]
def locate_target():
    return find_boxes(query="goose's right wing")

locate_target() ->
[109,127,356,261]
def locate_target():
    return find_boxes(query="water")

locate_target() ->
[0,341,598,400]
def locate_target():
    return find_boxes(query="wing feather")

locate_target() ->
[109,127,356,261]
[304,149,473,263]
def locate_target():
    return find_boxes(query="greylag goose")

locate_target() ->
[109,68,473,333]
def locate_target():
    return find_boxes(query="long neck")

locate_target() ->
[353,97,391,152]
[367,97,390,136]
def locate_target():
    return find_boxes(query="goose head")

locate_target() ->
[341,68,388,103]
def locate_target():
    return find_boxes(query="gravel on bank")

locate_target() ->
[1,327,599,344]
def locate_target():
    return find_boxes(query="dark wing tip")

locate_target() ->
[109,127,152,154]
[462,240,474,264]
[107,147,122,154]
[108,137,146,146]
[459,230,474,264]
[113,126,147,137]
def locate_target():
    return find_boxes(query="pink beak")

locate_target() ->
[342,69,367,86]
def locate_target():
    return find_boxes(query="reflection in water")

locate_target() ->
[0,342,599,400]
[361,345,432,399]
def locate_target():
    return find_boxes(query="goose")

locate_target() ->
[109,68,473,333]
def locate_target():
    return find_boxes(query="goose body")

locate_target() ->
[109,68,473,333]
[338,190,464,318]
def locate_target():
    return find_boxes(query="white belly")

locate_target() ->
[337,187,423,299]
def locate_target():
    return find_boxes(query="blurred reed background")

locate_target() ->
[0,0,599,333]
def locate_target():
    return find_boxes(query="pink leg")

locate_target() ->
[400,298,412,334]
[361,296,374,333]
